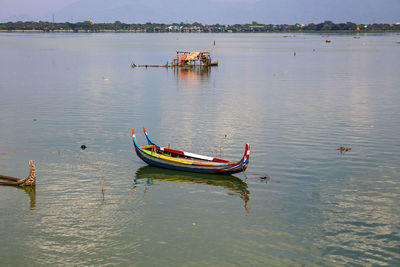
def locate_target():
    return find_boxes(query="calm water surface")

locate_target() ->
[0,33,399,266]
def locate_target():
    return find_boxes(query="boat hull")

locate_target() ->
[134,146,247,174]
[132,129,249,175]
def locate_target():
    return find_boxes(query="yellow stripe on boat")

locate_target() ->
[141,145,154,149]
[159,155,193,165]
[141,148,220,166]
[141,149,193,165]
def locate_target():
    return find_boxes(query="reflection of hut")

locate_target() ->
[174,65,211,81]
[173,51,218,67]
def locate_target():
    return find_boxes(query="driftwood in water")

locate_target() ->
[0,160,36,186]
[132,63,218,68]
[135,64,169,68]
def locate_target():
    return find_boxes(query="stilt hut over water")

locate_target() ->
[131,51,218,68]
[173,51,218,67]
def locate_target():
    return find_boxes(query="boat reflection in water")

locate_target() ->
[134,166,250,212]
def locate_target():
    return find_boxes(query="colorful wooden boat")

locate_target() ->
[131,128,250,174]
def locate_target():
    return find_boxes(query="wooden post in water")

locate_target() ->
[0,160,36,186]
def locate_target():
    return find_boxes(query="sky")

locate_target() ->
[0,0,399,24]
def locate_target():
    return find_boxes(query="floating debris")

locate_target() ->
[0,150,28,155]
[259,175,271,183]
[33,119,38,121]
[80,145,87,150]
[337,146,351,152]
[326,40,331,43]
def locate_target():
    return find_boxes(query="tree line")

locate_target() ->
[1,20,399,32]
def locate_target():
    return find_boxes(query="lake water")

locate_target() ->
[0,33,399,266]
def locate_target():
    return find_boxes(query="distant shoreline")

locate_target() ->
[1,21,399,34]
[1,30,399,34]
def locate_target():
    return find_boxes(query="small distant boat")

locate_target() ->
[131,128,250,174]
[210,60,219,66]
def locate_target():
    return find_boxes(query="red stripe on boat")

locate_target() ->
[163,148,185,156]
[212,158,230,163]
